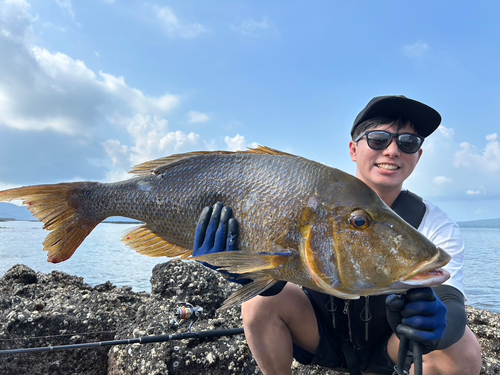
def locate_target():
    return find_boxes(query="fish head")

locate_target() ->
[322,171,450,297]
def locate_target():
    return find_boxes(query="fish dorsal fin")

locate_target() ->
[129,146,296,176]
[217,272,280,310]
[122,225,191,259]
[245,145,295,156]
[129,152,226,176]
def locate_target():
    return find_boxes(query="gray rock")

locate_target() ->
[0,263,498,375]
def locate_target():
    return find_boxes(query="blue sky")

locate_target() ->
[0,0,499,221]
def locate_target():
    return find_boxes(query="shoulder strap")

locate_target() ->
[391,190,426,229]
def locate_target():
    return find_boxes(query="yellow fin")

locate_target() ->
[129,146,296,176]
[245,145,295,156]
[192,250,293,274]
[218,272,279,311]
[122,226,191,258]
[0,183,99,263]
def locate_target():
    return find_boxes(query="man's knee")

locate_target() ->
[242,284,300,326]
[422,327,482,375]
[242,284,320,354]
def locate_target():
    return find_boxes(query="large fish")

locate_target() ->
[0,146,450,309]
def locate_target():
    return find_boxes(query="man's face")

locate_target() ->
[349,122,423,195]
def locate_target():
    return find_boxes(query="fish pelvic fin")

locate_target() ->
[122,225,191,259]
[0,183,99,263]
[192,250,293,274]
[218,272,279,311]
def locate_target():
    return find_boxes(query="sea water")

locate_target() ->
[0,221,499,313]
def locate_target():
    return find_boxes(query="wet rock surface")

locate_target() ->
[0,263,498,375]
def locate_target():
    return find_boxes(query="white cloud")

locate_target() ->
[187,111,210,124]
[454,133,500,173]
[224,134,258,151]
[55,0,76,20]
[466,190,482,195]
[405,127,500,206]
[403,40,430,58]
[156,6,208,39]
[230,17,270,36]
[103,114,200,181]
[0,28,179,135]
[433,176,453,186]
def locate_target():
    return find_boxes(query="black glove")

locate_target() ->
[386,287,447,354]
[193,202,250,284]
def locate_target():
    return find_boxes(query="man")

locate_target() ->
[193,96,482,374]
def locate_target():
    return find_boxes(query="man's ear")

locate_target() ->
[416,148,423,164]
[349,141,357,162]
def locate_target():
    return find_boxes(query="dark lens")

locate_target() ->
[366,131,391,150]
[397,134,422,153]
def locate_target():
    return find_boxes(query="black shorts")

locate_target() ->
[292,290,396,374]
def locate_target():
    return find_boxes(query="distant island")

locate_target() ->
[457,217,500,229]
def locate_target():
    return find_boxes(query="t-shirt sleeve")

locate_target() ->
[418,200,466,299]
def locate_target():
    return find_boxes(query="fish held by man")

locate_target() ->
[0,146,450,309]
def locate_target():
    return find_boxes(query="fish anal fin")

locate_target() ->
[192,250,293,274]
[218,273,279,311]
[122,226,191,259]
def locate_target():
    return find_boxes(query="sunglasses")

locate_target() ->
[354,130,424,154]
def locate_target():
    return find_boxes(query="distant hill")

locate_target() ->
[0,202,35,221]
[0,202,139,223]
[457,218,500,229]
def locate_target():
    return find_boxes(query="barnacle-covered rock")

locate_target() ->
[0,263,498,375]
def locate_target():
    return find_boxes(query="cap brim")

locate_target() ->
[351,96,441,137]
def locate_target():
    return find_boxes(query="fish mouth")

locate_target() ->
[400,248,451,286]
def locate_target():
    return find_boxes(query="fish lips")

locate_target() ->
[400,247,451,287]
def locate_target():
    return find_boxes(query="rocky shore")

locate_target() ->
[0,263,499,375]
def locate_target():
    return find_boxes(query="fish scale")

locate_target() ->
[0,146,451,309]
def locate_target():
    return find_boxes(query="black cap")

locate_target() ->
[351,95,442,138]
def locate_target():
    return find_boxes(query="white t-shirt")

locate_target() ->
[418,199,466,299]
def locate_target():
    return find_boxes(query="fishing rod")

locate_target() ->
[396,337,423,375]
[0,302,242,356]
[1,300,422,375]
[0,327,244,356]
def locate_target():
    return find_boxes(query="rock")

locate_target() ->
[0,263,499,375]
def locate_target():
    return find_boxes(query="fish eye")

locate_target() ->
[348,210,372,229]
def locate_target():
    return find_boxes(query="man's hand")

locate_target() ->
[386,287,447,353]
[193,202,250,284]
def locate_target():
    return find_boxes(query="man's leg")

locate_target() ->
[241,283,320,375]
[387,326,482,375]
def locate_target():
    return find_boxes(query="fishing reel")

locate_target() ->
[169,302,203,331]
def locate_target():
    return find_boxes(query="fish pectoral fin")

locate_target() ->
[192,250,293,274]
[218,272,280,311]
[122,225,191,259]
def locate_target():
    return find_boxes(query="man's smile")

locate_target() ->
[375,163,400,171]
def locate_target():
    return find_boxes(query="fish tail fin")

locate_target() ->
[0,183,100,263]
[218,272,280,311]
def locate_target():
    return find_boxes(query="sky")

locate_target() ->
[0,0,499,222]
